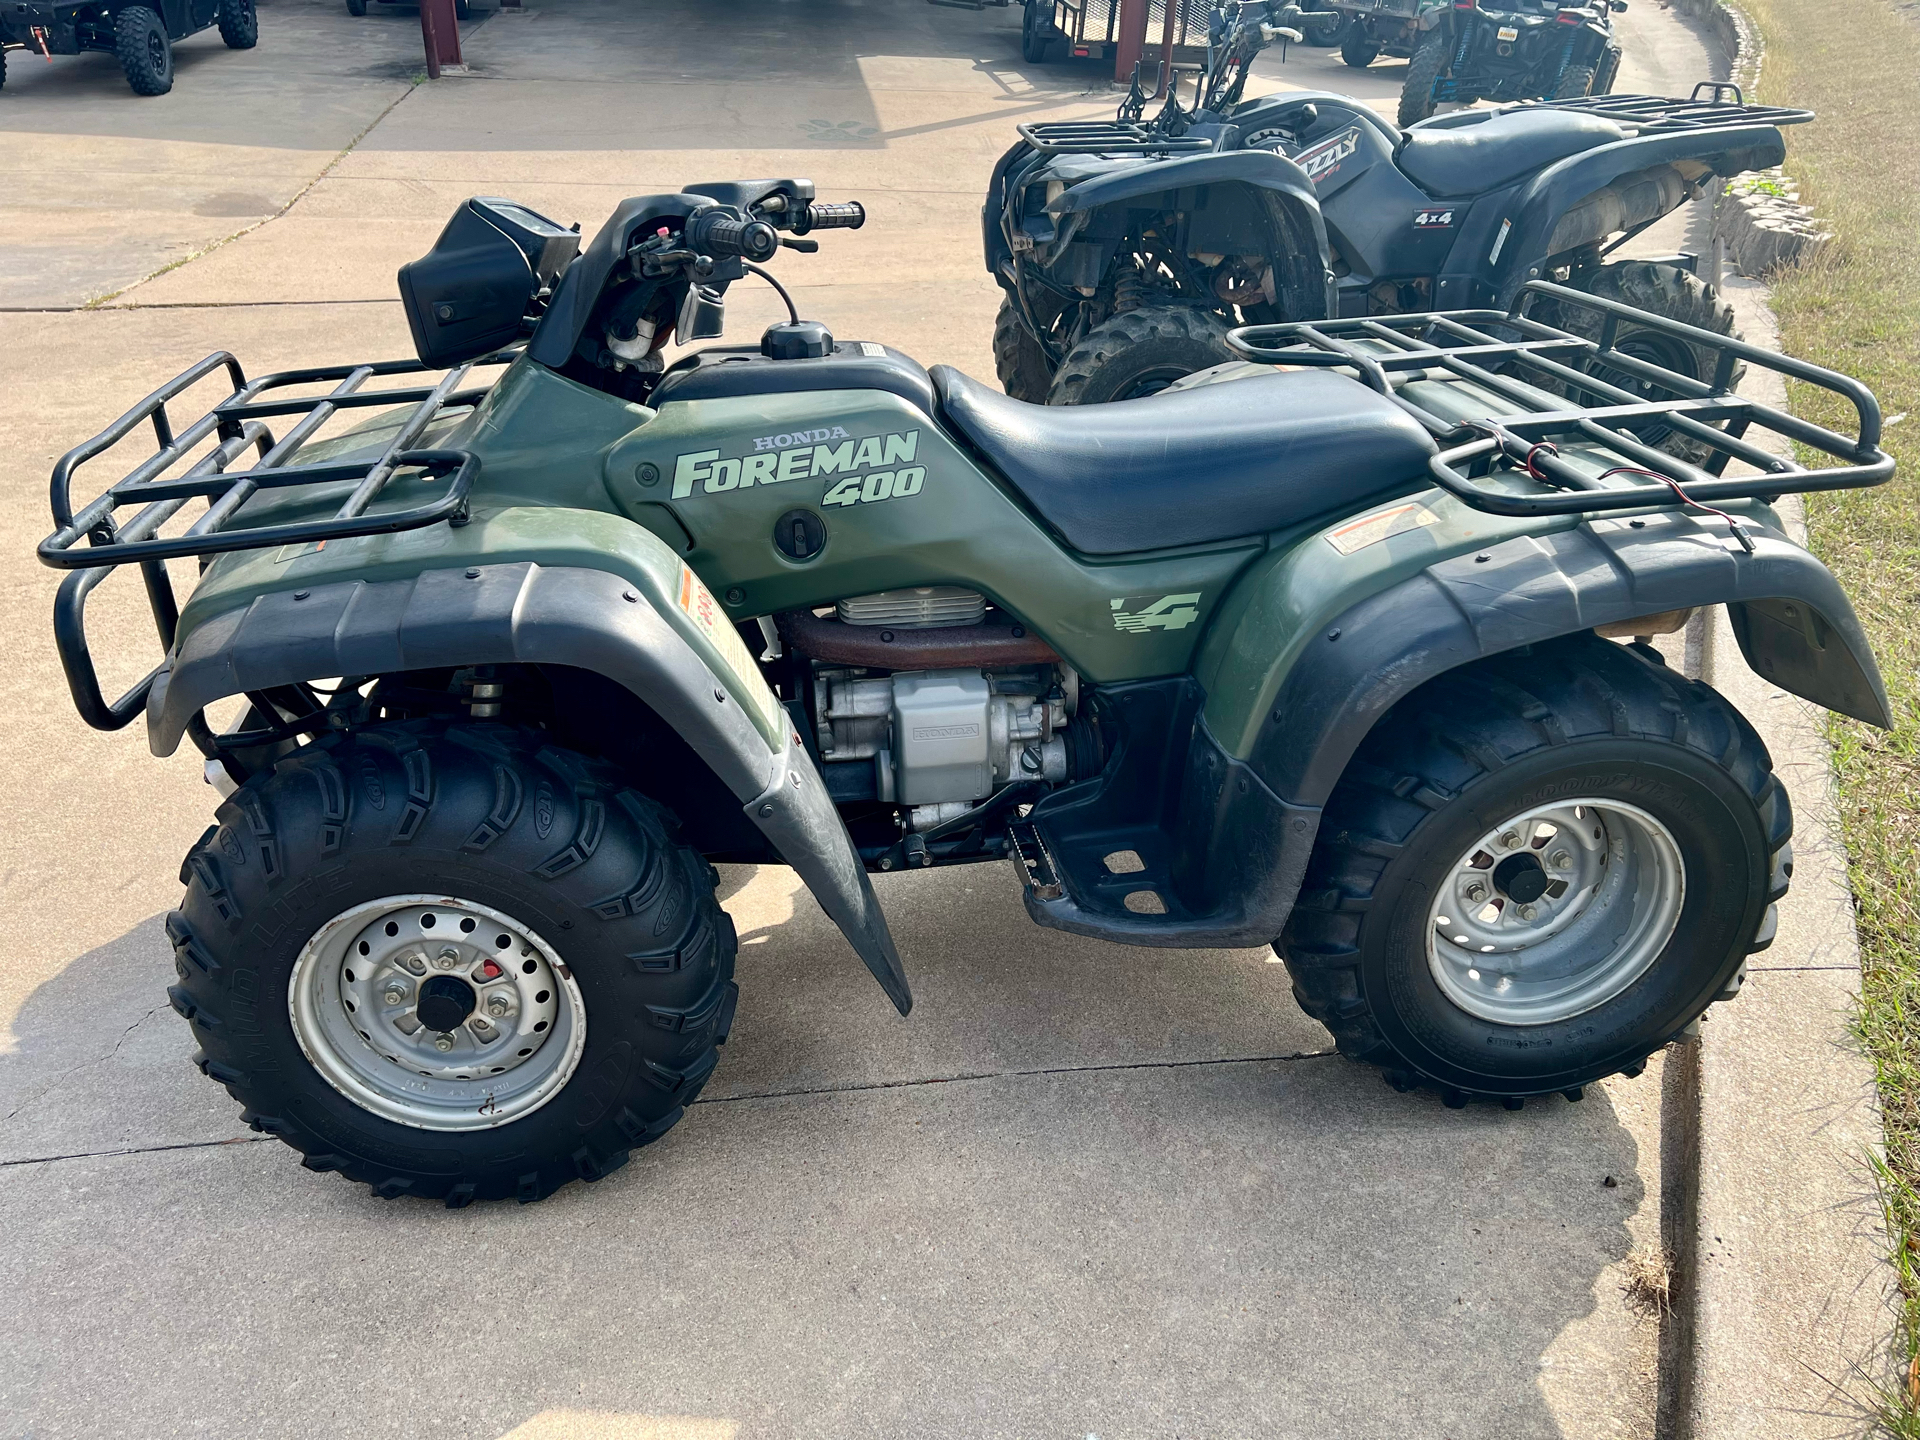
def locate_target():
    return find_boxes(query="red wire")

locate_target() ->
[1598,466,1755,552]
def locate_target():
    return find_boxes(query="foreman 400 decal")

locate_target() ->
[673,428,924,508]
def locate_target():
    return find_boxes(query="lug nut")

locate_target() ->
[486,993,512,1018]
[1465,883,1488,903]
[435,947,460,971]
[432,1034,455,1052]
[1517,904,1538,921]
[1550,850,1572,869]
[1500,831,1520,849]
[381,980,409,1005]
[403,954,427,976]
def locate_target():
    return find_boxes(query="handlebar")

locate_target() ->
[791,201,866,235]
[685,210,780,263]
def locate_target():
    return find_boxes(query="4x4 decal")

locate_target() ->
[1111,593,1201,633]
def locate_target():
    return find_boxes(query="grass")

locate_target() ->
[1732,0,1920,1428]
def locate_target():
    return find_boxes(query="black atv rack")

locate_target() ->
[38,350,506,732]
[1015,119,1214,155]
[1225,280,1891,521]
[1521,83,1815,134]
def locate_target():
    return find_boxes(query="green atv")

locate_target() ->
[41,178,1893,1206]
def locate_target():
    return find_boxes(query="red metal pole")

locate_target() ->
[1113,0,1149,82]
[1155,0,1178,97]
[419,0,461,76]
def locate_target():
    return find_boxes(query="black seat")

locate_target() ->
[1396,109,1625,197]
[931,366,1437,557]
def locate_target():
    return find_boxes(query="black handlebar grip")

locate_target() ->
[690,213,780,262]
[793,201,866,235]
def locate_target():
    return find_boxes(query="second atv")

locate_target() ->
[986,0,1805,413]
[41,174,1893,1207]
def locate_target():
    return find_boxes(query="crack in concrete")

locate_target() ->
[694,1048,1336,1107]
[2,1004,163,1124]
[83,79,423,310]
[0,1051,1338,1167]
[0,1136,270,1171]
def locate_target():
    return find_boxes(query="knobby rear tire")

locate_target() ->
[993,295,1056,403]
[217,0,258,49]
[1046,304,1235,405]
[115,6,173,95]
[1398,29,1448,127]
[1543,260,1745,466]
[1278,634,1790,1106]
[1552,64,1597,100]
[1340,23,1380,68]
[166,722,737,1206]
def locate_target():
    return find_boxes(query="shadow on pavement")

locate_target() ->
[1,876,1648,1437]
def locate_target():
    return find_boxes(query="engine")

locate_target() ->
[789,588,1095,832]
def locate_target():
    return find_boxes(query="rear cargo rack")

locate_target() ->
[1517,84,1815,133]
[1016,119,1213,155]
[38,350,508,732]
[1224,280,1891,520]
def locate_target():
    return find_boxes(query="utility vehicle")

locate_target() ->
[0,0,255,95]
[1325,0,1625,125]
[41,177,1892,1206]
[987,3,1807,411]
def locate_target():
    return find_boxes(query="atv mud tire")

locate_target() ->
[1022,0,1060,63]
[116,5,173,95]
[1046,305,1235,405]
[1594,45,1622,95]
[217,0,257,49]
[167,723,738,1205]
[1339,23,1379,68]
[1542,260,1744,466]
[1278,634,1789,1106]
[993,295,1056,403]
[1552,64,1597,100]
[1398,29,1448,127]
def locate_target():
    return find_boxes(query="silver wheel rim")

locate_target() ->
[1426,799,1684,1026]
[288,895,586,1131]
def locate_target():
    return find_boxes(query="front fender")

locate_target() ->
[149,560,912,1014]
[1048,150,1336,320]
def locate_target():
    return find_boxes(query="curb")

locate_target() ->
[1668,0,1831,277]
[1668,275,1896,1436]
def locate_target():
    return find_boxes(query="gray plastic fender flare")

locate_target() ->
[146,562,912,1015]
[1249,510,1891,810]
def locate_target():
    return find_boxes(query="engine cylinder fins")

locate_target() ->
[837,587,986,629]
[777,608,1059,669]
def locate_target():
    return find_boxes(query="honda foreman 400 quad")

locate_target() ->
[987,2,1807,410]
[42,177,1894,1206]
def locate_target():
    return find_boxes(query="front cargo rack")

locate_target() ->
[1518,82,1815,134]
[38,350,508,732]
[1225,279,1891,521]
[1016,119,1214,155]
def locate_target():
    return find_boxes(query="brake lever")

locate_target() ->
[780,238,819,253]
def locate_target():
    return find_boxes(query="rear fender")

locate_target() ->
[1046,150,1336,321]
[1483,126,1788,304]
[1207,506,1890,813]
[148,557,912,1015]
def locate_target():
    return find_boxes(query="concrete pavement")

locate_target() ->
[0,1,1838,1435]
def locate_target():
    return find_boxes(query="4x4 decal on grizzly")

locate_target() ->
[672,429,921,500]
[1111,593,1201,633]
